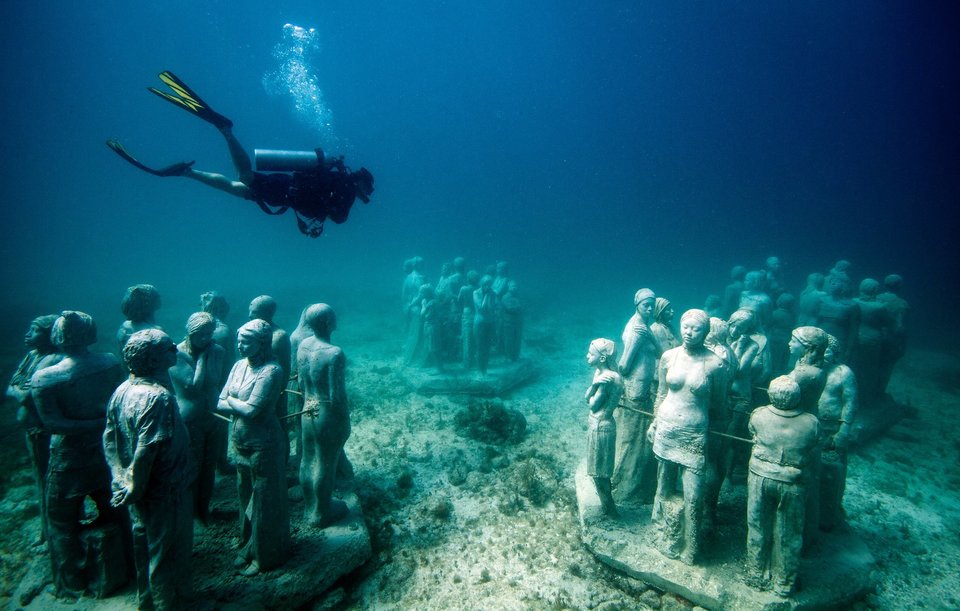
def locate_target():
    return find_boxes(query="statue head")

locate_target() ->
[727,309,755,338]
[826,274,849,297]
[744,270,766,292]
[883,274,903,293]
[586,338,617,368]
[704,294,721,310]
[767,375,801,410]
[402,258,414,273]
[25,314,59,352]
[185,312,216,353]
[305,303,337,338]
[480,275,494,290]
[123,329,177,377]
[453,257,466,272]
[237,319,273,362]
[776,293,796,310]
[679,309,711,349]
[730,265,747,281]
[858,278,880,300]
[654,297,673,324]
[705,317,729,347]
[410,256,424,271]
[765,256,782,273]
[633,288,656,322]
[418,284,435,299]
[200,291,230,319]
[789,326,828,366]
[496,261,509,276]
[824,334,842,365]
[52,311,97,348]
[440,262,452,277]
[121,284,161,323]
[806,272,825,290]
[466,270,480,286]
[248,295,278,323]
[832,259,851,274]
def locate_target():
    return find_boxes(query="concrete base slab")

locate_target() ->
[402,359,538,396]
[575,461,874,610]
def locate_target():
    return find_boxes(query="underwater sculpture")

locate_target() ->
[401,256,426,325]
[473,275,496,373]
[817,334,858,531]
[651,297,679,352]
[797,272,826,326]
[117,284,164,349]
[877,274,909,396]
[763,255,785,300]
[218,319,289,575]
[722,265,747,318]
[852,279,893,405]
[815,274,860,361]
[458,270,480,368]
[745,375,820,597]
[104,329,192,610]
[297,303,351,527]
[500,280,523,361]
[249,295,293,463]
[739,270,773,331]
[787,325,829,546]
[725,309,760,484]
[6,314,64,545]
[168,312,225,522]
[613,289,662,503]
[648,309,727,564]
[584,338,624,517]
[768,293,797,377]
[200,291,235,372]
[31,311,127,598]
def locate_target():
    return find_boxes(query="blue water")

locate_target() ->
[0,1,957,349]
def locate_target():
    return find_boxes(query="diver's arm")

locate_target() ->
[183,169,254,199]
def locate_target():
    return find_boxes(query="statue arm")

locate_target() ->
[618,329,639,375]
[330,350,347,406]
[834,369,859,449]
[112,442,159,507]
[224,366,283,418]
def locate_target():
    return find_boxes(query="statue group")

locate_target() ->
[6,287,359,607]
[584,256,907,599]
[402,256,523,372]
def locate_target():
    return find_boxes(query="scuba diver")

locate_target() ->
[107,71,374,237]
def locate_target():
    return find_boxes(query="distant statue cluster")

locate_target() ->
[401,256,523,373]
[584,256,908,598]
[5,286,355,607]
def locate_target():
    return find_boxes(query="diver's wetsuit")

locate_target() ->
[248,168,360,236]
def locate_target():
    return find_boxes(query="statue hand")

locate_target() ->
[646,423,656,444]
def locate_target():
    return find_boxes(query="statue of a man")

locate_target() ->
[168,312,225,522]
[32,311,126,598]
[117,284,163,349]
[817,334,858,531]
[6,314,64,544]
[104,329,192,610]
[746,375,820,597]
[473,275,496,373]
[815,275,860,362]
[297,304,351,527]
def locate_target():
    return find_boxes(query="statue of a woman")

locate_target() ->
[647,309,727,564]
[584,338,623,517]
[218,319,289,575]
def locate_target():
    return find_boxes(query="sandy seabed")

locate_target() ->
[1,302,958,610]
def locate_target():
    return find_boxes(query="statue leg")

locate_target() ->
[745,473,774,588]
[773,481,806,597]
[45,491,86,597]
[680,466,705,565]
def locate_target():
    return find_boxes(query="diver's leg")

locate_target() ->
[183,169,253,199]
[217,126,255,184]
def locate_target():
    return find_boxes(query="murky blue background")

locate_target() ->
[1,1,956,350]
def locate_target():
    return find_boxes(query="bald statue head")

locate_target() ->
[305,303,337,339]
[249,295,278,323]
[123,329,177,377]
